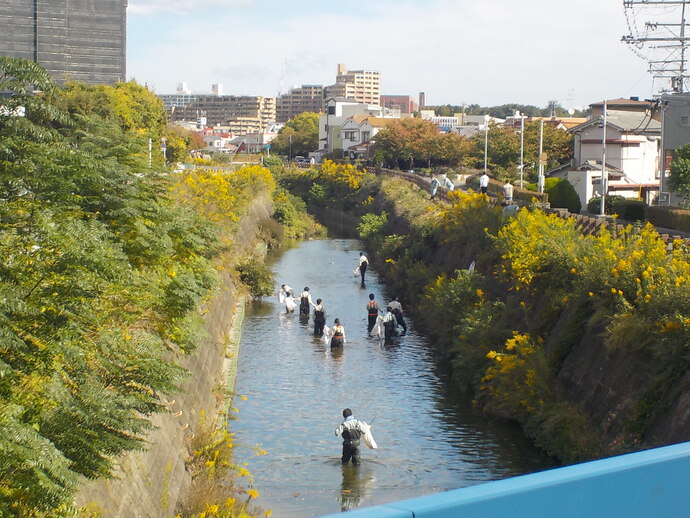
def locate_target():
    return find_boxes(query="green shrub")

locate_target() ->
[647,205,690,232]
[587,195,626,215]
[527,177,580,213]
[611,199,647,222]
[236,258,275,298]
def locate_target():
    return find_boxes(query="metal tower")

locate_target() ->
[623,0,690,93]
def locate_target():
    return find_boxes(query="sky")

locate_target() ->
[126,0,676,110]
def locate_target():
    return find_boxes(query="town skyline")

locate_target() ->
[127,0,664,110]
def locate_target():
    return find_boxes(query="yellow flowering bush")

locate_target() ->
[480,332,552,421]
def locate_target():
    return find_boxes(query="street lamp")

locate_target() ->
[483,114,490,174]
[599,100,608,217]
[517,111,525,188]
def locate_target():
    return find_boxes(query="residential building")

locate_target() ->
[380,95,418,115]
[341,115,395,160]
[325,64,380,106]
[549,98,661,209]
[316,98,385,158]
[276,84,325,122]
[167,95,276,131]
[0,0,127,85]
[658,93,690,205]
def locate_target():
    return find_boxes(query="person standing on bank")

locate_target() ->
[330,318,346,348]
[503,180,514,204]
[313,298,326,337]
[358,252,368,287]
[299,287,313,316]
[388,296,407,335]
[441,173,455,191]
[366,293,379,334]
[430,176,440,200]
[335,408,367,465]
[479,171,490,195]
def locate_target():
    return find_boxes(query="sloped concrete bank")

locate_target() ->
[75,193,274,517]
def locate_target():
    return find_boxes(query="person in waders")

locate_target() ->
[299,287,313,316]
[366,293,379,334]
[382,306,398,345]
[388,296,407,335]
[330,318,345,348]
[358,252,368,287]
[335,408,366,465]
[313,298,326,337]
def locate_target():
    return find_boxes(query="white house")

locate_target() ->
[549,98,661,209]
[316,98,385,158]
[340,115,395,160]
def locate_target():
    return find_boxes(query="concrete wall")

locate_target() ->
[74,193,274,517]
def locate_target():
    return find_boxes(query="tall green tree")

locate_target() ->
[270,112,319,157]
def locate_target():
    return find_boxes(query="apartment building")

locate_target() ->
[167,95,276,130]
[0,0,127,85]
[324,63,380,106]
[380,95,418,114]
[276,84,325,122]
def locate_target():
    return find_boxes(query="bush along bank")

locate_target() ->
[0,57,317,516]
[280,164,690,464]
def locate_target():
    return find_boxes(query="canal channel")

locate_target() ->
[232,239,557,517]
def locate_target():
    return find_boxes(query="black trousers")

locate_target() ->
[367,314,378,332]
[342,441,360,465]
[314,314,325,336]
[360,263,367,285]
[393,309,407,333]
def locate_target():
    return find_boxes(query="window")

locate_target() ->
[362,131,371,141]
[344,131,357,140]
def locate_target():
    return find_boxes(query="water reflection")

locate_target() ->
[232,239,557,517]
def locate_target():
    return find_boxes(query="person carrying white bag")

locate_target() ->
[335,408,377,466]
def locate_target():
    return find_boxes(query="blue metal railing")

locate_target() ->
[320,441,690,518]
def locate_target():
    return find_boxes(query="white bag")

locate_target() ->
[278,291,286,304]
[373,315,384,338]
[353,266,361,277]
[360,422,377,449]
[285,297,297,312]
[321,325,331,345]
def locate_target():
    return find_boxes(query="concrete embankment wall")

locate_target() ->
[75,193,274,517]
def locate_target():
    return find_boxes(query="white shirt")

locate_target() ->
[335,415,366,437]
[359,255,368,266]
[503,183,514,198]
[480,174,489,188]
[388,300,402,313]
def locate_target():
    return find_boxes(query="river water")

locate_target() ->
[232,239,557,517]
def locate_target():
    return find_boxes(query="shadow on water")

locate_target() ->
[232,239,557,517]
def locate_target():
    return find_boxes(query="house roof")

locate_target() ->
[568,111,660,134]
[590,98,655,109]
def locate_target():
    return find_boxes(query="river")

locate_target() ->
[232,239,557,517]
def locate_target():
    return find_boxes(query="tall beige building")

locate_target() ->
[325,63,380,106]
[276,84,325,122]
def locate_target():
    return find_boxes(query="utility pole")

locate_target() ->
[623,0,690,92]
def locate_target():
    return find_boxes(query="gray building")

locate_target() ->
[0,0,127,85]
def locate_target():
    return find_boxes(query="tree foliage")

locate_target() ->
[0,58,275,515]
[269,112,319,157]
[669,142,690,204]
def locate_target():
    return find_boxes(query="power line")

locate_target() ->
[623,0,690,92]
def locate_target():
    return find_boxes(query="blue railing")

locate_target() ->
[320,441,690,518]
